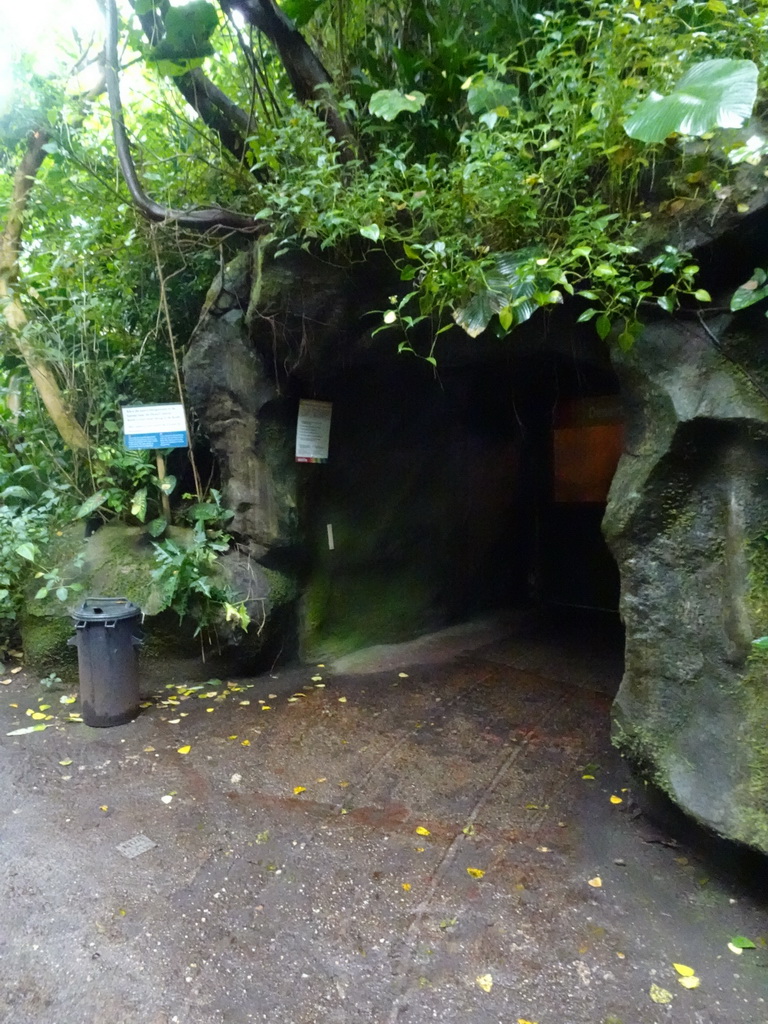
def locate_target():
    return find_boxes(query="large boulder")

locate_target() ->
[604,313,768,852]
[20,524,296,682]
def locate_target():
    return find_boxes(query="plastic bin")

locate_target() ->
[68,598,142,727]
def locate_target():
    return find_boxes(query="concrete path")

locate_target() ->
[0,614,766,1024]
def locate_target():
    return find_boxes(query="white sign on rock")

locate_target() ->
[295,400,332,463]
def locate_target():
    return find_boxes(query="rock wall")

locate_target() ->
[604,314,768,852]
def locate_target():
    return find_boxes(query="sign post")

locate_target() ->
[121,404,189,523]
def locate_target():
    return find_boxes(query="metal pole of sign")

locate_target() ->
[155,451,171,523]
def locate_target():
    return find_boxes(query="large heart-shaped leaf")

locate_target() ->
[452,248,543,337]
[466,75,518,116]
[369,90,426,121]
[624,59,758,143]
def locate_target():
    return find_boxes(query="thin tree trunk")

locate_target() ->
[0,129,90,451]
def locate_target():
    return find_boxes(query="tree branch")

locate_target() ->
[105,0,266,234]
[130,1,254,162]
[220,0,358,159]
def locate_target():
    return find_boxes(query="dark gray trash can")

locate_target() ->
[68,598,142,727]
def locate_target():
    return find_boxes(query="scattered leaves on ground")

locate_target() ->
[649,984,674,1004]
[678,976,701,989]
[673,963,695,977]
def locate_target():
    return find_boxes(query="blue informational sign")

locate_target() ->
[122,404,188,451]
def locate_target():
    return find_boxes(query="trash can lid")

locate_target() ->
[72,598,142,622]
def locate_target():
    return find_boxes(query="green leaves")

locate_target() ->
[452,249,544,338]
[279,0,327,26]
[464,75,518,117]
[15,543,39,563]
[624,59,758,143]
[369,90,426,121]
[731,269,768,312]
[148,0,219,76]
[75,492,107,519]
[131,487,148,523]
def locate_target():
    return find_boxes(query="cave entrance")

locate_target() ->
[300,333,625,684]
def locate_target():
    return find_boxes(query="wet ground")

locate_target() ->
[0,611,766,1024]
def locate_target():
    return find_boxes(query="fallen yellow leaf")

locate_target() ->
[99,805,108,812]
[58,759,72,766]
[316,663,325,668]
[0,679,10,685]
[588,877,602,888]
[239,700,250,706]
[649,983,674,1004]
[475,974,493,992]
[678,976,701,989]
[518,1019,540,1024]
[582,774,595,780]
[261,705,271,711]
[311,675,323,682]
[727,942,744,955]
[316,777,327,783]
[227,735,238,740]
[177,745,191,755]
[673,963,695,977]
[467,867,485,879]
[241,739,250,746]
[610,795,623,804]
[293,786,307,794]
[11,667,22,674]
[415,846,425,852]
[415,826,431,836]
[206,708,215,712]
[398,672,409,678]
[402,882,411,891]
[30,712,46,721]
[338,696,347,703]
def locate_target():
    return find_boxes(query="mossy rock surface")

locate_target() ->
[20,524,299,678]
[606,316,768,852]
